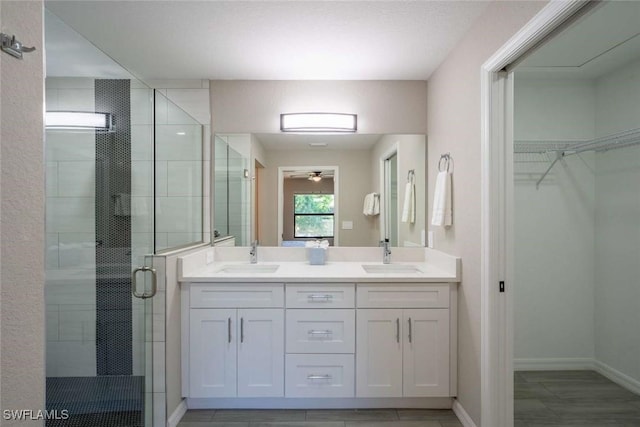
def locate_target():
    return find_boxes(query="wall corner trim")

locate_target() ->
[167,399,188,427]
[453,399,478,427]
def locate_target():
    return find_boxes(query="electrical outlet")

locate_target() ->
[428,231,434,248]
[206,251,214,264]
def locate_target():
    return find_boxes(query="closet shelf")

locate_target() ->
[514,127,640,154]
[514,127,640,189]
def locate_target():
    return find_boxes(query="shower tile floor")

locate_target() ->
[515,370,640,427]
[46,376,143,427]
[177,409,463,427]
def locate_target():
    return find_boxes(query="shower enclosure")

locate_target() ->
[45,10,204,427]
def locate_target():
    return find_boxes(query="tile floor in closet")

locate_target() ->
[515,370,640,427]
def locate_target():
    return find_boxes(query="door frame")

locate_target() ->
[379,142,400,244]
[479,1,590,426]
[277,166,340,246]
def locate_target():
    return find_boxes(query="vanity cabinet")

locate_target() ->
[188,284,285,398]
[356,308,449,397]
[183,281,456,406]
[356,284,451,398]
[285,283,356,398]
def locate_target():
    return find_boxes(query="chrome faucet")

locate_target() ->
[382,239,392,264]
[250,240,258,264]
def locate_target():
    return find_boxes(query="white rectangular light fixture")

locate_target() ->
[46,111,113,131]
[280,112,357,133]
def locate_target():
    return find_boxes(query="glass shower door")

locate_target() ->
[45,75,155,426]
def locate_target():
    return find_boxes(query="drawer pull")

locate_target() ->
[308,329,333,336]
[240,317,244,343]
[227,317,232,343]
[396,318,400,343]
[307,374,332,381]
[408,317,412,343]
[308,294,333,302]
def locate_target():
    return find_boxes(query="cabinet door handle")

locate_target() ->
[227,317,232,343]
[307,374,332,381]
[396,318,400,343]
[408,317,412,343]
[240,317,244,343]
[308,294,333,302]
[308,330,333,336]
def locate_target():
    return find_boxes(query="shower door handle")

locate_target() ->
[132,266,157,299]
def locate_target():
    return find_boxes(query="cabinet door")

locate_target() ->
[356,309,403,397]
[237,308,284,397]
[189,309,237,397]
[403,309,450,396]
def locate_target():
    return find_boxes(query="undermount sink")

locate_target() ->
[362,264,423,274]
[218,264,280,274]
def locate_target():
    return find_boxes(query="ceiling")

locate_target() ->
[517,1,640,79]
[44,1,490,81]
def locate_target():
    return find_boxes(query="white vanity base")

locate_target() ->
[187,397,453,410]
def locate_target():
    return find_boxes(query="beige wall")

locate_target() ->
[371,135,426,247]
[0,1,45,424]
[259,149,373,246]
[426,1,547,424]
[283,177,335,242]
[210,80,427,134]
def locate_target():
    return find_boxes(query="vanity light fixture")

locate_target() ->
[280,112,357,133]
[46,111,113,132]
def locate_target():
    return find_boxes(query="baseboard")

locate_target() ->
[595,361,640,395]
[452,399,478,427]
[166,399,188,427]
[514,357,595,371]
[187,397,452,409]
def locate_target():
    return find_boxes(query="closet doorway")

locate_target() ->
[511,2,640,426]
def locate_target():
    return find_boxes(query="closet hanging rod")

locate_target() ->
[514,127,640,154]
[517,127,640,189]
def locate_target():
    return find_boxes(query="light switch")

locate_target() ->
[342,221,353,230]
[427,231,434,248]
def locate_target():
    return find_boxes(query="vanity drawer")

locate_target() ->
[190,284,284,308]
[356,284,449,308]
[286,309,355,354]
[285,354,354,398]
[286,284,355,308]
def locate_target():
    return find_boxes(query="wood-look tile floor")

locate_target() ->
[177,409,463,427]
[515,370,640,427]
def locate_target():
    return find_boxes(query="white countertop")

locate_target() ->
[180,261,458,283]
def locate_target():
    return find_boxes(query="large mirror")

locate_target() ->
[213,133,426,247]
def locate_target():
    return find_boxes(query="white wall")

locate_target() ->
[513,78,596,366]
[425,1,547,423]
[210,80,427,134]
[0,0,46,422]
[593,59,640,385]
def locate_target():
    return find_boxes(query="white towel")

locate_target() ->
[431,171,452,227]
[401,182,415,224]
[363,193,380,216]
